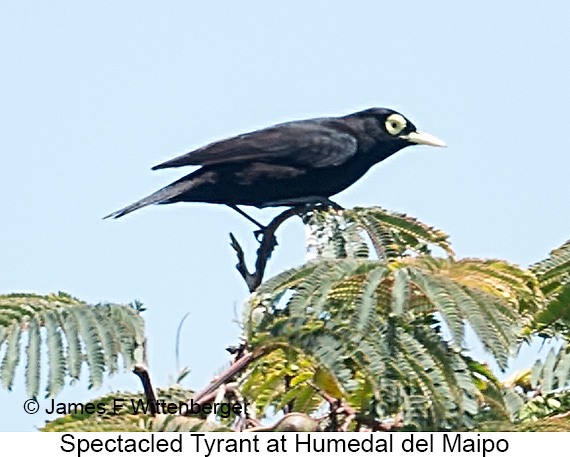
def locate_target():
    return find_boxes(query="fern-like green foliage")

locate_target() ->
[240,347,326,418]
[0,292,145,398]
[531,239,570,297]
[514,238,570,399]
[526,341,570,395]
[305,206,453,261]
[529,238,570,335]
[475,416,570,432]
[476,381,570,430]
[241,207,538,430]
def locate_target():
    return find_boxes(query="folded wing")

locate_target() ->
[152,120,358,170]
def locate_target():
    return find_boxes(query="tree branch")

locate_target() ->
[182,343,289,416]
[230,205,311,293]
[133,338,158,416]
[133,364,157,416]
[182,351,254,414]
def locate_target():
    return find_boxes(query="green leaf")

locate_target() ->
[25,317,41,399]
[69,306,104,390]
[43,310,66,397]
[0,293,145,397]
[1,322,21,390]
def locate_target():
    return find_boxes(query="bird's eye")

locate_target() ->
[385,114,407,135]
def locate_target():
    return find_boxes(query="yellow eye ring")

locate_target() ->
[385,114,407,135]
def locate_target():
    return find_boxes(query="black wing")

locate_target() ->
[152,119,358,170]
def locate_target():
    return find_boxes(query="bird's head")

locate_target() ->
[354,108,446,150]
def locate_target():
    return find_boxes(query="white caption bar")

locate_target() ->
[5,431,554,456]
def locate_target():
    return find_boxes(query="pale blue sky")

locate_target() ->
[1,2,569,431]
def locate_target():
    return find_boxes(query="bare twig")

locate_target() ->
[175,312,191,375]
[182,351,255,414]
[340,410,357,432]
[230,205,313,293]
[181,343,289,417]
[549,410,570,420]
[133,364,158,416]
[132,338,158,416]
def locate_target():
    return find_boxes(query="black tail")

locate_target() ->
[103,176,200,219]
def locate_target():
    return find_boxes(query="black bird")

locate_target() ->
[105,108,445,223]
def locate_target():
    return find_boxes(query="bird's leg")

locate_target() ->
[228,205,266,230]
[230,200,341,242]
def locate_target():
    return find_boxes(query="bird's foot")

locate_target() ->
[300,198,343,213]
